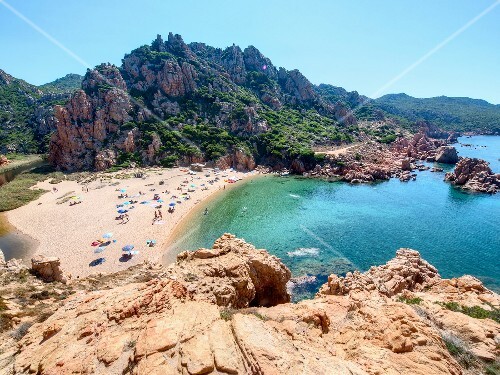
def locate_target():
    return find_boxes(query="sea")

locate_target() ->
[166,136,500,301]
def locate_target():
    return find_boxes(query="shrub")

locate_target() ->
[438,302,499,323]
[220,307,236,321]
[397,296,423,305]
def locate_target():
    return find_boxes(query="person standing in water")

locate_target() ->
[204,208,208,215]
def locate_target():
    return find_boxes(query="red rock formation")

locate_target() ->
[435,146,459,164]
[445,158,499,193]
[7,236,498,374]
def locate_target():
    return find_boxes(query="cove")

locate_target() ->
[167,136,500,300]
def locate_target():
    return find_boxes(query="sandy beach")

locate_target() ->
[6,166,254,277]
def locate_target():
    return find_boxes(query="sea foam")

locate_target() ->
[287,247,320,257]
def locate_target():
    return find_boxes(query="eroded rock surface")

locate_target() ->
[1,236,498,375]
[445,157,499,194]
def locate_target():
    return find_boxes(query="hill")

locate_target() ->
[374,93,500,134]
[49,34,360,171]
[0,70,81,153]
[38,73,83,94]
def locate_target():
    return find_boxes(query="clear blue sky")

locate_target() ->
[1,0,499,103]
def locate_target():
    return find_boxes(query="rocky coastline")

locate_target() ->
[0,235,498,374]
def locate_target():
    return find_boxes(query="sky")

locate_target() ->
[1,0,499,103]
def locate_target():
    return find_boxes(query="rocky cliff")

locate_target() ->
[0,235,498,374]
[47,33,361,172]
[0,70,82,154]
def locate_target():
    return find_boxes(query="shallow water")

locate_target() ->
[169,136,500,300]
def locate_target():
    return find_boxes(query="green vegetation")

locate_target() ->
[220,307,236,321]
[397,296,423,305]
[374,93,500,133]
[437,302,499,323]
[0,165,65,212]
[38,73,83,94]
[0,154,43,173]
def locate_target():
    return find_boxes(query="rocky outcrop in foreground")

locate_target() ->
[1,236,498,374]
[445,158,500,194]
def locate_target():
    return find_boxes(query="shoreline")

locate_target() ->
[5,166,255,277]
[162,173,267,265]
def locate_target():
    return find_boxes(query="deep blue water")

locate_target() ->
[168,136,500,300]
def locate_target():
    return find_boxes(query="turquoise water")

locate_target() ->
[169,136,500,300]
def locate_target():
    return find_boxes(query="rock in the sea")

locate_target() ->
[31,255,71,283]
[434,146,459,164]
[318,248,440,297]
[445,157,499,194]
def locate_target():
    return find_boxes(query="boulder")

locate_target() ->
[434,146,459,164]
[445,158,499,193]
[31,255,70,283]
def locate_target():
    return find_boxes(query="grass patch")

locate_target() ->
[485,363,500,375]
[0,174,47,211]
[437,302,499,323]
[0,165,67,211]
[398,296,423,305]
[0,154,43,173]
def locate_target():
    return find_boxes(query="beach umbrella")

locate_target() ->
[94,246,106,253]
[102,232,113,239]
[123,201,130,205]
[190,184,196,188]
[89,257,106,267]
[117,209,128,214]
[120,189,127,193]
[122,244,134,252]
[157,199,164,203]
[169,202,176,207]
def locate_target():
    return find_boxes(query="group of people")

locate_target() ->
[152,209,163,224]
[118,213,129,224]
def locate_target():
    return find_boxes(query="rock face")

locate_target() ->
[174,234,291,307]
[435,146,459,164]
[215,149,256,172]
[0,154,9,167]
[318,248,440,297]
[47,33,355,172]
[445,157,499,194]
[5,235,498,375]
[48,64,133,171]
[31,255,71,283]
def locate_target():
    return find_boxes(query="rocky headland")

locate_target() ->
[445,158,500,194]
[0,235,498,374]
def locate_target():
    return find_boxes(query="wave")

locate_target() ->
[287,247,320,257]
[289,194,301,198]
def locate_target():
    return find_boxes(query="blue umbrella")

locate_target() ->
[169,202,176,207]
[120,189,126,193]
[122,244,134,252]
[157,199,164,203]
[102,232,113,239]
[117,209,128,214]
[123,201,130,205]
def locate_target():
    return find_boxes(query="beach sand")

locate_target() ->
[6,166,253,277]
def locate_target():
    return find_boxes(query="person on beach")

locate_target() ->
[158,210,163,220]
